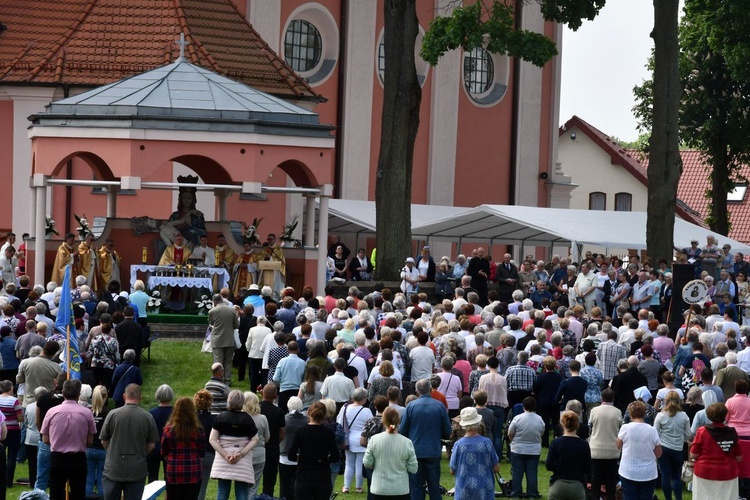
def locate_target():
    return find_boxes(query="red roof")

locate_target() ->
[0,0,321,101]
[559,115,705,227]
[641,150,750,244]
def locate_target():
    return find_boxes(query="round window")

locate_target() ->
[463,47,494,95]
[284,19,322,73]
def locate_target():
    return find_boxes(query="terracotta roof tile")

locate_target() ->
[638,150,750,244]
[560,115,705,227]
[0,0,321,101]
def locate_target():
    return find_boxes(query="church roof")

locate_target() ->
[0,0,321,101]
[32,58,332,136]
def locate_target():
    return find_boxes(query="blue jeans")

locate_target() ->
[658,447,684,500]
[16,426,26,463]
[487,405,506,460]
[35,441,50,490]
[510,452,539,497]
[409,456,441,500]
[620,477,655,500]
[217,479,249,500]
[86,447,106,495]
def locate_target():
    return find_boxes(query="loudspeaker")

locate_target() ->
[668,263,696,332]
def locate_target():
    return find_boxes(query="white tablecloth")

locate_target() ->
[131,265,230,291]
[147,276,214,292]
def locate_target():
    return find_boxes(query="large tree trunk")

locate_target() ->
[708,145,731,235]
[375,0,422,280]
[647,0,681,265]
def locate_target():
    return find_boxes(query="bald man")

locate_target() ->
[496,253,520,302]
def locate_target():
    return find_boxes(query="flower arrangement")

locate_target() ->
[147,290,162,313]
[75,214,91,240]
[45,216,59,237]
[280,215,301,247]
[195,294,213,314]
[241,217,263,245]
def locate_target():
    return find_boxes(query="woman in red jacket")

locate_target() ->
[689,402,743,498]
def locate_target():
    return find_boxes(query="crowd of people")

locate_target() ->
[1,240,750,500]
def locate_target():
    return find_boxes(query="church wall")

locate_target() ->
[452,60,514,208]
[0,100,14,231]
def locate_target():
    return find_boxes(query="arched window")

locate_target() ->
[589,192,606,211]
[284,20,322,73]
[615,193,632,212]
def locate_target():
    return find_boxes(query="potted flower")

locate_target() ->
[195,295,213,315]
[241,217,263,246]
[280,215,301,247]
[45,216,59,238]
[147,290,162,314]
[75,214,91,240]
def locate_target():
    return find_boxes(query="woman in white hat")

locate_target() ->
[449,406,499,500]
[400,258,420,296]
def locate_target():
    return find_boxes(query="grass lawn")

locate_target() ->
[6,340,693,499]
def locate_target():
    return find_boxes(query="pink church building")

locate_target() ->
[0,0,563,288]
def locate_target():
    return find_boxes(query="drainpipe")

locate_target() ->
[509,0,522,207]
[333,0,348,199]
[63,84,73,235]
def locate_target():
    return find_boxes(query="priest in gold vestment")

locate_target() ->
[231,242,258,296]
[159,233,190,265]
[77,233,99,291]
[97,239,121,288]
[214,235,236,270]
[258,233,286,298]
[51,233,76,287]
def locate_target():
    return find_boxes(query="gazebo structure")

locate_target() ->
[27,55,335,293]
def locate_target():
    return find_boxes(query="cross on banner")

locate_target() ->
[175,32,190,59]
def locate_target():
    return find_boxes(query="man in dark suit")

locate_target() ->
[495,253,520,302]
[114,306,145,366]
[611,356,648,414]
[466,247,490,306]
[208,294,239,384]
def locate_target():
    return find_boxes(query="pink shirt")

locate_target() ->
[569,319,584,343]
[726,394,750,436]
[652,336,676,364]
[455,360,471,390]
[40,400,96,453]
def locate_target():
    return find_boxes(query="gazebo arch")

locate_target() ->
[170,155,234,186]
[27,58,335,294]
[276,159,320,188]
[49,151,117,181]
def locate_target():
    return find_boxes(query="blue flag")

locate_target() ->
[54,264,81,379]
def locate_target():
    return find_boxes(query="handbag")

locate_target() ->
[681,461,694,483]
[201,327,212,353]
[233,328,241,349]
[341,403,365,451]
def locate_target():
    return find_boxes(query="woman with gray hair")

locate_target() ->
[279,396,308,500]
[110,349,142,407]
[243,392,269,499]
[336,388,372,493]
[147,384,175,483]
[210,390,259,500]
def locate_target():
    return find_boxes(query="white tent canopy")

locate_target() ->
[320,200,750,255]
[411,204,750,252]
[322,199,468,236]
